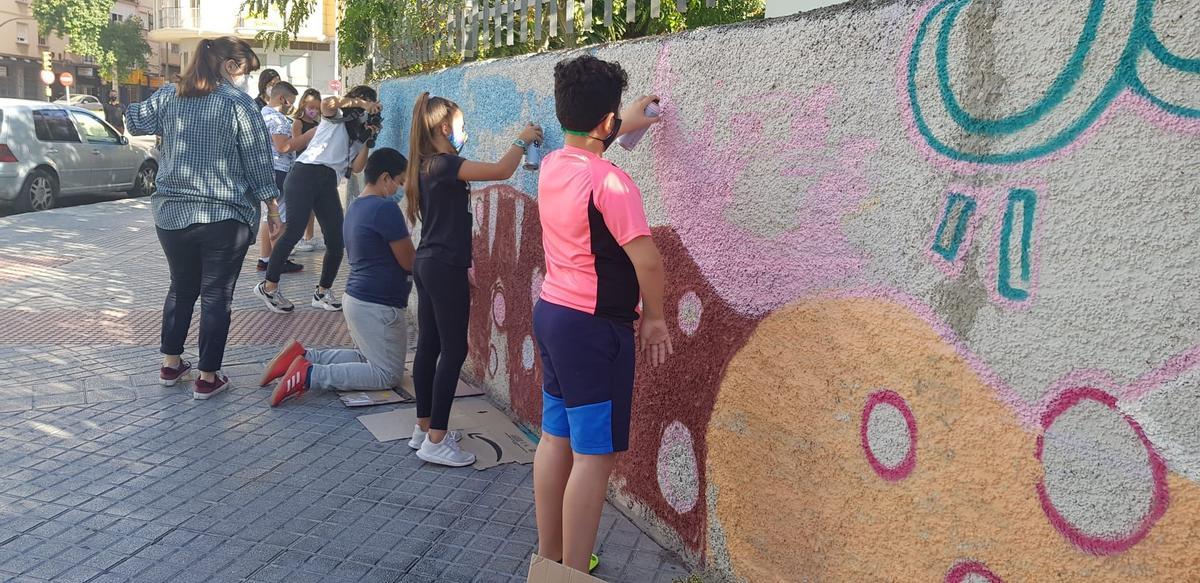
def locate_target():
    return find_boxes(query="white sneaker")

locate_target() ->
[295,239,316,252]
[417,431,476,467]
[408,425,427,450]
[312,287,342,312]
[312,237,326,251]
[254,281,294,313]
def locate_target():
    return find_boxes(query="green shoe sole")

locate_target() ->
[590,554,599,573]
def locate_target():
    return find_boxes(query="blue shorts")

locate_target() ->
[533,300,635,455]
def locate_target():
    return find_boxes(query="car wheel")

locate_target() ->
[129,161,157,197]
[15,169,58,213]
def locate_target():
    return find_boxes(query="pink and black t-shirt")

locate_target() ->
[537,145,651,324]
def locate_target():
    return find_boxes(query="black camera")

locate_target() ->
[342,107,382,146]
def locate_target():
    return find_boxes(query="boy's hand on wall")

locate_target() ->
[639,317,674,367]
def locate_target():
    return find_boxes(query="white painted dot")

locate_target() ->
[656,421,700,514]
[521,336,535,370]
[1041,398,1157,540]
[677,291,702,336]
[866,402,911,469]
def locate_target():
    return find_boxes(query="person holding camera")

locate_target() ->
[254,85,379,314]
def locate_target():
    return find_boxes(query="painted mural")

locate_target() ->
[379,0,1200,580]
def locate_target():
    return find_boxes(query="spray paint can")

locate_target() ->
[523,140,543,171]
[616,100,662,151]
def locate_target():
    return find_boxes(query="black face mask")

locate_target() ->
[601,116,622,152]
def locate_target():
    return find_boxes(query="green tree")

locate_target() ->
[245,0,763,80]
[32,0,112,60]
[100,17,151,90]
[33,0,152,90]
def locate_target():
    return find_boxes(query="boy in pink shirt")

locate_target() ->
[533,54,673,574]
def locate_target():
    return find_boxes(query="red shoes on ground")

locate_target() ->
[260,339,305,387]
[263,339,310,407]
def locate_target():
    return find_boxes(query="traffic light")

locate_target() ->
[41,51,52,100]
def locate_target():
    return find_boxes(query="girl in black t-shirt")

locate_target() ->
[403,92,542,467]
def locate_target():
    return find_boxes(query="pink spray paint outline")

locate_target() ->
[923,184,992,278]
[945,560,1003,583]
[894,1,1200,175]
[861,390,918,481]
[491,281,506,328]
[1033,387,1170,555]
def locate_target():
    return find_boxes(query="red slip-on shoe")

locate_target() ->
[271,357,310,407]
[160,360,192,387]
[193,372,230,400]
[260,340,305,387]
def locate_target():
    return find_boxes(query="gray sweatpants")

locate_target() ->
[307,293,408,391]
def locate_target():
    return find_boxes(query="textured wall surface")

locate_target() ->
[378,0,1200,579]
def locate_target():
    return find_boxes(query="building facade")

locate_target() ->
[0,0,182,102]
[146,0,338,97]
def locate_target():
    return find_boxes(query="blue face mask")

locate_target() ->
[450,129,468,153]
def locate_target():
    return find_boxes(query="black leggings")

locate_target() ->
[157,220,252,372]
[266,163,343,288]
[412,257,470,431]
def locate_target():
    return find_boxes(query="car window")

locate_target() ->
[71,111,120,144]
[32,109,82,143]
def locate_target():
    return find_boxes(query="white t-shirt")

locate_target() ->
[295,112,365,178]
[260,106,295,173]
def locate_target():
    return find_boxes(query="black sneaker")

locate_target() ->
[257,259,304,273]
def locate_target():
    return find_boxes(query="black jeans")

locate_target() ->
[266,162,343,288]
[157,220,252,372]
[412,257,471,431]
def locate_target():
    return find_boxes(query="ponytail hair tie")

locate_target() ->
[204,40,213,49]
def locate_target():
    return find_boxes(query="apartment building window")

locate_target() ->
[15,23,30,44]
[111,13,125,22]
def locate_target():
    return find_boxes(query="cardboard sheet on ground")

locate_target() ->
[338,390,409,407]
[394,366,484,400]
[335,371,482,408]
[526,554,605,583]
[357,397,536,470]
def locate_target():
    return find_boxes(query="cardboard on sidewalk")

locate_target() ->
[357,397,537,470]
[394,367,485,400]
[527,554,605,583]
[337,367,483,409]
[338,390,409,407]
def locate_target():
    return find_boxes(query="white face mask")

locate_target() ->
[230,74,251,94]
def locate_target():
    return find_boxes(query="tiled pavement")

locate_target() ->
[0,200,692,583]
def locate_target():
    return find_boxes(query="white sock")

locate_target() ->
[260,257,269,262]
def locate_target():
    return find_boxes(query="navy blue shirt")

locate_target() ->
[344,195,412,308]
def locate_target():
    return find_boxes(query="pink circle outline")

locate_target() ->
[945,560,1002,583]
[1034,387,1170,555]
[860,390,918,481]
[490,283,506,328]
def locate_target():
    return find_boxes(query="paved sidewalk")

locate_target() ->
[0,200,691,583]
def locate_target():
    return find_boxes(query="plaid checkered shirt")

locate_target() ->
[126,82,278,234]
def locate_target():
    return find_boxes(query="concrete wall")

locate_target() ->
[377,0,1200,579]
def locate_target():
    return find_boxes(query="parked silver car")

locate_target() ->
[0,98,157,213]
[55,94,105,112]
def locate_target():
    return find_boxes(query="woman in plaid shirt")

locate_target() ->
[125,36,282,400]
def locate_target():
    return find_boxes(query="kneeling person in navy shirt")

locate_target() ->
[259,148,415,405]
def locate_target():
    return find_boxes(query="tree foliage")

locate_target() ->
[33,0,152,84]
[33,0,112,60]
[101,17,151,82]
[243,0,763,80]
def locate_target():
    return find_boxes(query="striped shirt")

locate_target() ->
[126,82,278,233]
